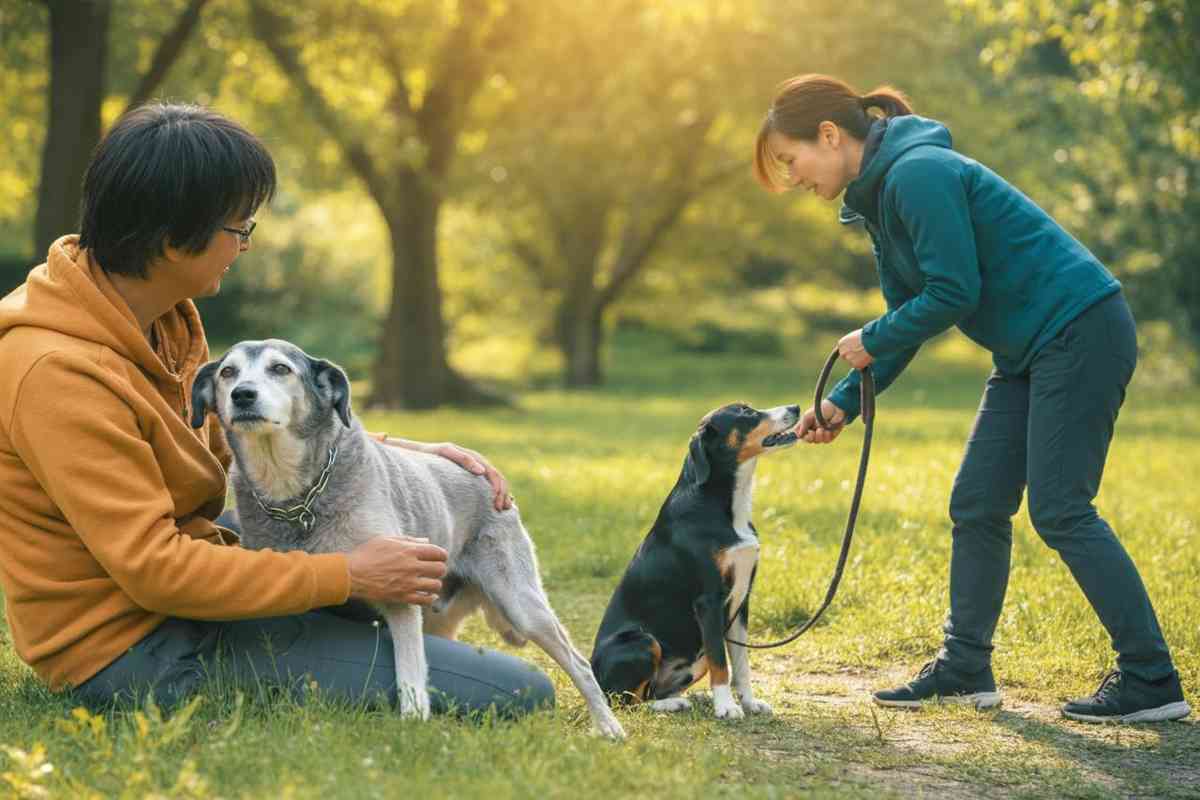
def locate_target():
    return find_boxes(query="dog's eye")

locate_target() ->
[270,363,292,376]
[219,366,237,379]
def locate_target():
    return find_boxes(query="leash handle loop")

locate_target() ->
[725,347,875,649]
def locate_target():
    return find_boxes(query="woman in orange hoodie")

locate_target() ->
[0,103,553,715]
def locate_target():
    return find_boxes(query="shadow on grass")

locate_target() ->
[986,709,1200,799]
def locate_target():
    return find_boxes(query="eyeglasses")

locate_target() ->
[222,220,257,245]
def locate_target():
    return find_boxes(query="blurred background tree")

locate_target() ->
[950,0,1199,371]
[1,0,1195,405]
[33,0,210,259]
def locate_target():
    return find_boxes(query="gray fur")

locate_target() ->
[194,339,624,738]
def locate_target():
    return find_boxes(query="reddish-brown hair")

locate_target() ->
[753,74,913,192]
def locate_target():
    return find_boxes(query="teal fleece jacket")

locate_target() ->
[827,115,1120,420]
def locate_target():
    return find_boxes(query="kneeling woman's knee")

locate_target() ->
[508,669,556,717]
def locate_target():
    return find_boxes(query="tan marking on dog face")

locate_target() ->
[736,418,775,462]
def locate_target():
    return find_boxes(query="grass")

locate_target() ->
[2,328,1197,798]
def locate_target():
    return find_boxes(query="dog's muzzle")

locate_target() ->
[763,431,799,447]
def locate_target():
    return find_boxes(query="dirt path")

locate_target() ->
[725,657,1200,798]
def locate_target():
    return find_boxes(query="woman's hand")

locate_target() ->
[794,399,847,444]
[380,436,513,511]
[428,443,512,511]
[346,537,448,606]
[837,329,874,370]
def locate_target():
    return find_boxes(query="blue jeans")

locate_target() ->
[74,612,555,716]
[939,293,1175,681]
[74,513,555,716]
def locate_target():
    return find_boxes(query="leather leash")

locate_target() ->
[725,346,875,649]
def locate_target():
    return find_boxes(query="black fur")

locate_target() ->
[309,357,352,429]
[591,402,787,704]
[189,358,223,429]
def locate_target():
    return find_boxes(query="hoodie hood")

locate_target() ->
[0,235,207,384]
[840,115,954,225]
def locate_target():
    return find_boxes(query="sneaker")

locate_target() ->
[873,659,1002,709]
[1062,670,1191,724]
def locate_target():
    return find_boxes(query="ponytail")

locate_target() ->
[753,74,914,191]
[859,85,913,119]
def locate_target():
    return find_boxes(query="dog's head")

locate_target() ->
[190,339,351,435]
[686,402,800,484]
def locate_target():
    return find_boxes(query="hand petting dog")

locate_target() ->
[379,437,513,511]
[346,537,449,607]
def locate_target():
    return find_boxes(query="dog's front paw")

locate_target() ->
[712,686,744,720]
[649,696,693,713]
[592,712,627,740]
[741,697,773,716]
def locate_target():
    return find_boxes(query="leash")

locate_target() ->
[725,347,875,649]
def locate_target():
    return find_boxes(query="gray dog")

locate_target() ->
[190,339,624,738]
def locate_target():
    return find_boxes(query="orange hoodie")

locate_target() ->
[0,236,350,690]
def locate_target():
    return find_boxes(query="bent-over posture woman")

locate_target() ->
[754,74,1188,723]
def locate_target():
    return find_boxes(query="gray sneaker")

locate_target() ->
[873,659,1002,709]
[1062,670,1191,724]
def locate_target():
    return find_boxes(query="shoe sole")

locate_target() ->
[1062,700,1191,724]
[873,691,1002,710]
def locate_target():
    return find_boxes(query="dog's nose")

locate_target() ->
[786,404,800,417]
[231,385,258,408]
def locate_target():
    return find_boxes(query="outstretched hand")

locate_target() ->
[793,399,847,445]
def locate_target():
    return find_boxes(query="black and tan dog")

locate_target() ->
[591,402,799,719]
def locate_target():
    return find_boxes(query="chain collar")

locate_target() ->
[252,446,338,534]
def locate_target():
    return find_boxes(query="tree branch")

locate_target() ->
[248,0,389,207]
[596,158,741,311]
[124,0,210,113]
[509,236,557,292]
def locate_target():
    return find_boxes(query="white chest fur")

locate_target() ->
[723,458,760,622]
[720,541,759,624]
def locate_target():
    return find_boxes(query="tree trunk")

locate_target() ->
[34,0,110,258]
[557,304,604,387]
[370,173,501,408]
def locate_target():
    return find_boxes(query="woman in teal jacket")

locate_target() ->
[755,74,1189,723]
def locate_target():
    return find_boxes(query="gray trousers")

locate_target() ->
[939,293,1174,681]
[74,611,554,716]
[75,513,555,716]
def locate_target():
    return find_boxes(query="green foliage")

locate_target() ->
[950,0,1200,359]
[1,331,1197,797]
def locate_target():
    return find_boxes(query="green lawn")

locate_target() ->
[2,330,1197,798]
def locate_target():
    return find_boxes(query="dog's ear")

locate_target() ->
[311,358,352,428]
[687,423,715,485]
[190,359,222,429]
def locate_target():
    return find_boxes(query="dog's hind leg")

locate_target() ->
[423,581,483,642]
[483,586,626,739]
[380,604,430,720]
[475,528,626,739]
[481,602,529,648]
